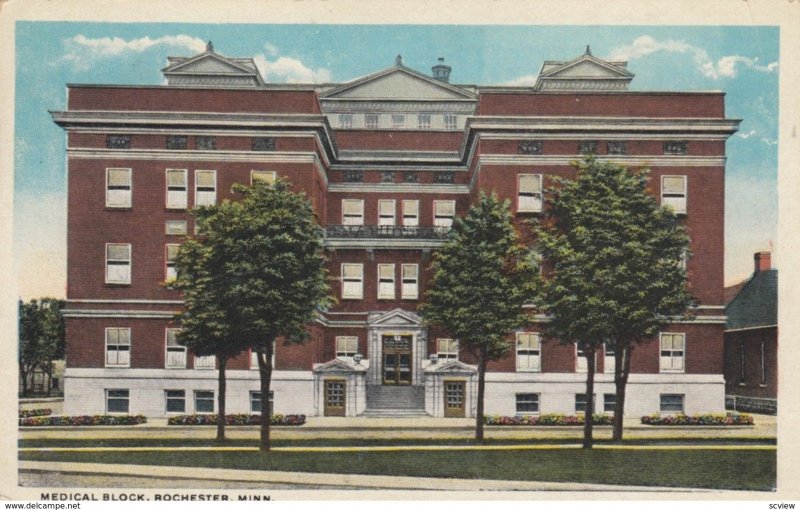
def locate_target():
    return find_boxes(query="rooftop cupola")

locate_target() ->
[431,57,452,83]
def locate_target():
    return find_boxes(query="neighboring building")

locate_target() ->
[724,252,778,414]
[52,44,740,419]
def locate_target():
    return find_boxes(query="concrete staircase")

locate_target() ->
[363,385,428,417]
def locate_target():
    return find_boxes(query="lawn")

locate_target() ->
[19,447,776,491]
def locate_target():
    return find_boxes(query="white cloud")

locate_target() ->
[62,34,206,69]
[761,137,778,146]
[737,129,757,139]
[502,74,538,87]
[608,35,778,80]
[253,45,331,84]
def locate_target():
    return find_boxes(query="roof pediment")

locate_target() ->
[425,360,477,373]
[321,66,475,101]
[535,50,634,91]
[367,308,423,327]
[313,358,367,373]
[162,46,265,87]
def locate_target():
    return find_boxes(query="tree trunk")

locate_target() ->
[612,344,632,442]
[475,354,488,441]
[257,339,274,452]
[216,356,227,442]
[582,345,597,450]
[45,361,52,397]
[19,364,29,397]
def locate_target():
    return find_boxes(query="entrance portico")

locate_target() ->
[366,309,427,387]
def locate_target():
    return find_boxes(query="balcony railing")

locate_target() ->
[325,225,450,240]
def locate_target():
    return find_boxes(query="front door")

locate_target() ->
[383,334,412,385]
[324,379,346,416]
[444,380,465,417]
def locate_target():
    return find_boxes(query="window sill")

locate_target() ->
[104,365,130,369]
[105,207,132,211]
[759,384,768,388]
[165,366,187,370]
[104,283,132,287]
[738,382,747,387]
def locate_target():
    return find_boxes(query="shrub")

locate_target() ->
[641,413,754,426]
[19,415,147,426]
[484,413,613,426]
[19,408,53,418]
[167,413,306,426]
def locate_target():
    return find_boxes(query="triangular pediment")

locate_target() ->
[321,67,475,100]
[535,51,634,91]
[541,55,633,79]
[368,308,423,327]
[426,360,477,373]
[313,358,366,373]
[164,53,256,76]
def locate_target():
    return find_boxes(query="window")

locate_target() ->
[194,355,215,369]
[106,168,132,208]
[391,114,405,128]
[166,169,188,209]
[437,338,459,360]
[165,220,188,236]
[106,135,131,149]
[518,141,543,155]
[402,200,419,226]
[401,264,419,299]
[578,141,598,155]
[418,114,431,129]
[518,174,543,213]
[660,332,685,373]
[336,336,358,361]
[660,394,684,413]
[378,199,396,226]
[342,199,364,226]
[105,243,131,284]
[251,170,276,185]
[604,341,616,374]
[249,341,276,369]
[661,175,687,214]
[576,345,589,373]
[165,329,186,368]
[443,114,458,131]
[105,328,131,367]
[194,390,214,413]
[196,136,216,150]
[165,244,179,281]
[250,391,274,415]
[341,263,364,299]
[516,393,539,414]
[603,393,616,413]
[516,332,541,371]
[106,389,129,413]
[607,141,627,155]
[339,114,354,129]
[252,137,276,151]
[378,263,395,299]
[760,340,767,386]
[165,390,186,413]
[738,339,746,384]
[365,114,379,129]
[166,135,187,150]
[433,200,455,228]
[195,170,217,206]
[575,393,595,414]
[663,141,688,155]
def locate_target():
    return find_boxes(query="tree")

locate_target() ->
[534,157,694,446]
[422,192,539,440]
[18,298,65,397]
[173,179,331,451]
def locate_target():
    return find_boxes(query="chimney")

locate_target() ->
[754,252,771,273]
[432,57,451,83]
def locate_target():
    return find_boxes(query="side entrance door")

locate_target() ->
[383,334,413,385]
[324,379,346,416]
[444,380,465,417]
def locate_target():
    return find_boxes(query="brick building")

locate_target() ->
[52,44,740,418]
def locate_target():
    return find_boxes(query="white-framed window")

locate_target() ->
[250,390,274,415]
[516,393,540,415]
[437,338,459,360]
[661,175,687,214]
[576,345,590,373]
[604,341,616,374]
[365,114,379,129]
[249,340,277,370]
[418,114,431,129]
[106,389,129,414]
[660,332,685,373]
[339,114,354,129]
[165,390,186,413]
[660,394,685,413]
[194,355,215,370]
[195,170,217,207]
[433,200,455,228]
[105,327,131,367]
[166,169,188,209]
[378,199,396,226]
[165,328,186,369]
[518,174,543,213]
[444,114,458,131]
[165,220,187,236]
[251,170,276,185]
[391,114,406,128]
[378,263,395,299]
[516,332,541,372]
[342,199,364,226]
[106,168,132,208]
[341,263,364,299]
[165,244,179,281]
[194,390,215,413]
[603,393,616,413]
[401,264,419,299]
[105,243,131,284]
[575,393,595,414]
[336,336,359,362]
[402,200,419,226]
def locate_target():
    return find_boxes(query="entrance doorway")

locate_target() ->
[324,379,346,416]
[444,380,465,417]
[382,334,413,385]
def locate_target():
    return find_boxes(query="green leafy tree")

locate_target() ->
[173,179,331,451]
[535,157,694,446]
[18,298,65,397]
[422,193,539,440]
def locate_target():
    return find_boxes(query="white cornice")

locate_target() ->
[477,154,727,168]
[66,299,183,304]
[62,309,180,319]
[466,116,741,135]
[724,324,777,333]
[480,132,732,141]
[327,183,469,194]
[324,238,447,250]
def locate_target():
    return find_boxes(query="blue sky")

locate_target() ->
[14,22,779,299]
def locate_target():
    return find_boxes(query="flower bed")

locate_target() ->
[19,415,147,427]
[19,408,53,418]
[484,414,613,426]
[167,413,306,426]
[641,413,754,426]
